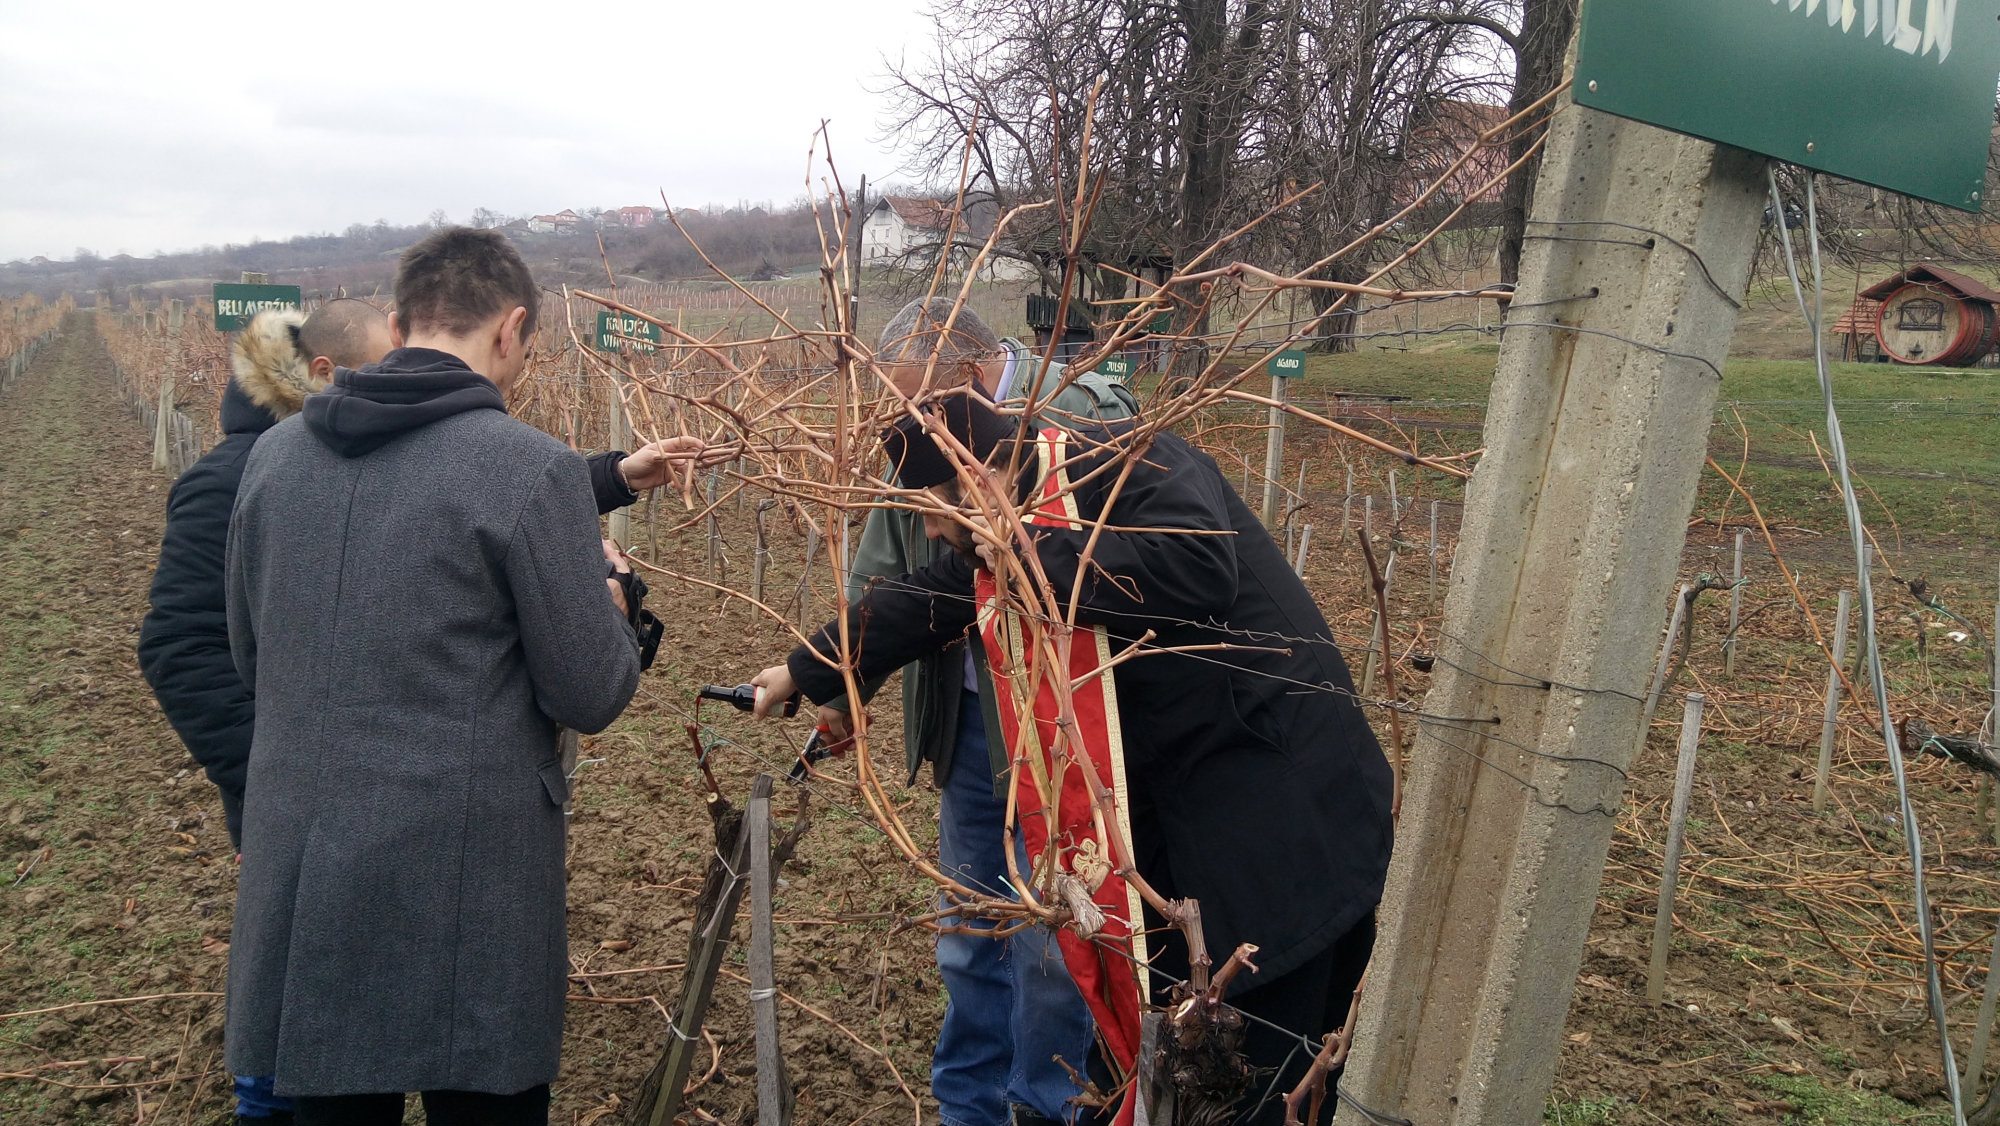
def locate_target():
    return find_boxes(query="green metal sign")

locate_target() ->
[1095,356,1135,381]
[1574,0,2000,211]
[212,283,302,332]
[1267,349,1307,378]
[594,310,662,354]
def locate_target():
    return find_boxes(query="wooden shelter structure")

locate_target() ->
[1860,264,2000,366]
[1023,233,1177,366]
[1830,297,1883,362]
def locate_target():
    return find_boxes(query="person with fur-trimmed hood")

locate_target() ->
[140,302,392,853]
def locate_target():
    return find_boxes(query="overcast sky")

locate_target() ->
[0,2,934,262]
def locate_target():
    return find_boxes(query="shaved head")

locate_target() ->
[298,299,391,370]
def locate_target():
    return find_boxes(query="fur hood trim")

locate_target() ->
[232,309,318,419]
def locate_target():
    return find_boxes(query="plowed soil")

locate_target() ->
[3,314,1989,1126]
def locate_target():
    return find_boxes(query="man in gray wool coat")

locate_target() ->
[224,227,662,1126]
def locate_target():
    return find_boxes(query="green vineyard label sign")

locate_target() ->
[1575,0,2000,210]
[1095,356,1135,381]
[213,283,303,332]
[594,310,663,354]
[1268,350,1307,378]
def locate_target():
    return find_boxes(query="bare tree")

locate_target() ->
[882,0,1521,352]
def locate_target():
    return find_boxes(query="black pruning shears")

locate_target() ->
[790,722,853,782]
[695,683,846,781]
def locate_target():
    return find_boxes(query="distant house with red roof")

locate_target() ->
[525,209,584,235]
[1392,100,1513,213]
[860,195,1029,279]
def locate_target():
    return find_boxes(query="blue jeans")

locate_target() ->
[934,692,1096,1126]
[235,1073,291,1119]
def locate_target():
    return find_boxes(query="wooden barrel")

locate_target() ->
[1874,284,1999,365]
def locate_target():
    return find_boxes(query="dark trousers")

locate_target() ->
[291,1085,549,1126]
[1148,915,1378,1125]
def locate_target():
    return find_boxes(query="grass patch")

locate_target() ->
[1273,342,2000,544]
[1749,1072,1953,1125]
[1545,1095,1628,1125]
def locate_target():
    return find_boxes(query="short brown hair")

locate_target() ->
[298,298,388,369]
[393,227,540,340]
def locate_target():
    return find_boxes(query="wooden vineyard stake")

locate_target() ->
[1427,501,1441,612]
[1358,552,1397,699]
[634,777,762,1126]
[1723,531,1746,677]
[792,526,820,620]
[704,472,723,578]
[1647,693,1706,1003]
[1813,590,1853,814]
[753,500,772,605]
[1636,583,1696,757]
[1341,465,1354,555]
[631,772,809,1125]
[748,788,794,1125]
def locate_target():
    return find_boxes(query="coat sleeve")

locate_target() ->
[141,456,253,844]
[816,507,914,712]
[1028,443,1240,626]
[586,450,638,514]
[505,453,643,733]
[788,549,978,706]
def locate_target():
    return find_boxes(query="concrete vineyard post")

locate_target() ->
[152,377,174,472]
[1347,85,1767,1125]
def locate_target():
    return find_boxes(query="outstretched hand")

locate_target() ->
[618,436,706,491]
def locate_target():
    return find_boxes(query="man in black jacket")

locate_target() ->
[752,398,1393,1124]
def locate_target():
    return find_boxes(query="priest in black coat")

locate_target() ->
[753,396,1393,1123]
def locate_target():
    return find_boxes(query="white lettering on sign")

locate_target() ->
[1773,0,1952,59]
[599,313,660,351]
[216,298,299,317]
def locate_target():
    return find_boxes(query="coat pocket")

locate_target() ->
[537,759,571,808]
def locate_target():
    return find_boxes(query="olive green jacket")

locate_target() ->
[833,338,1138,789]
